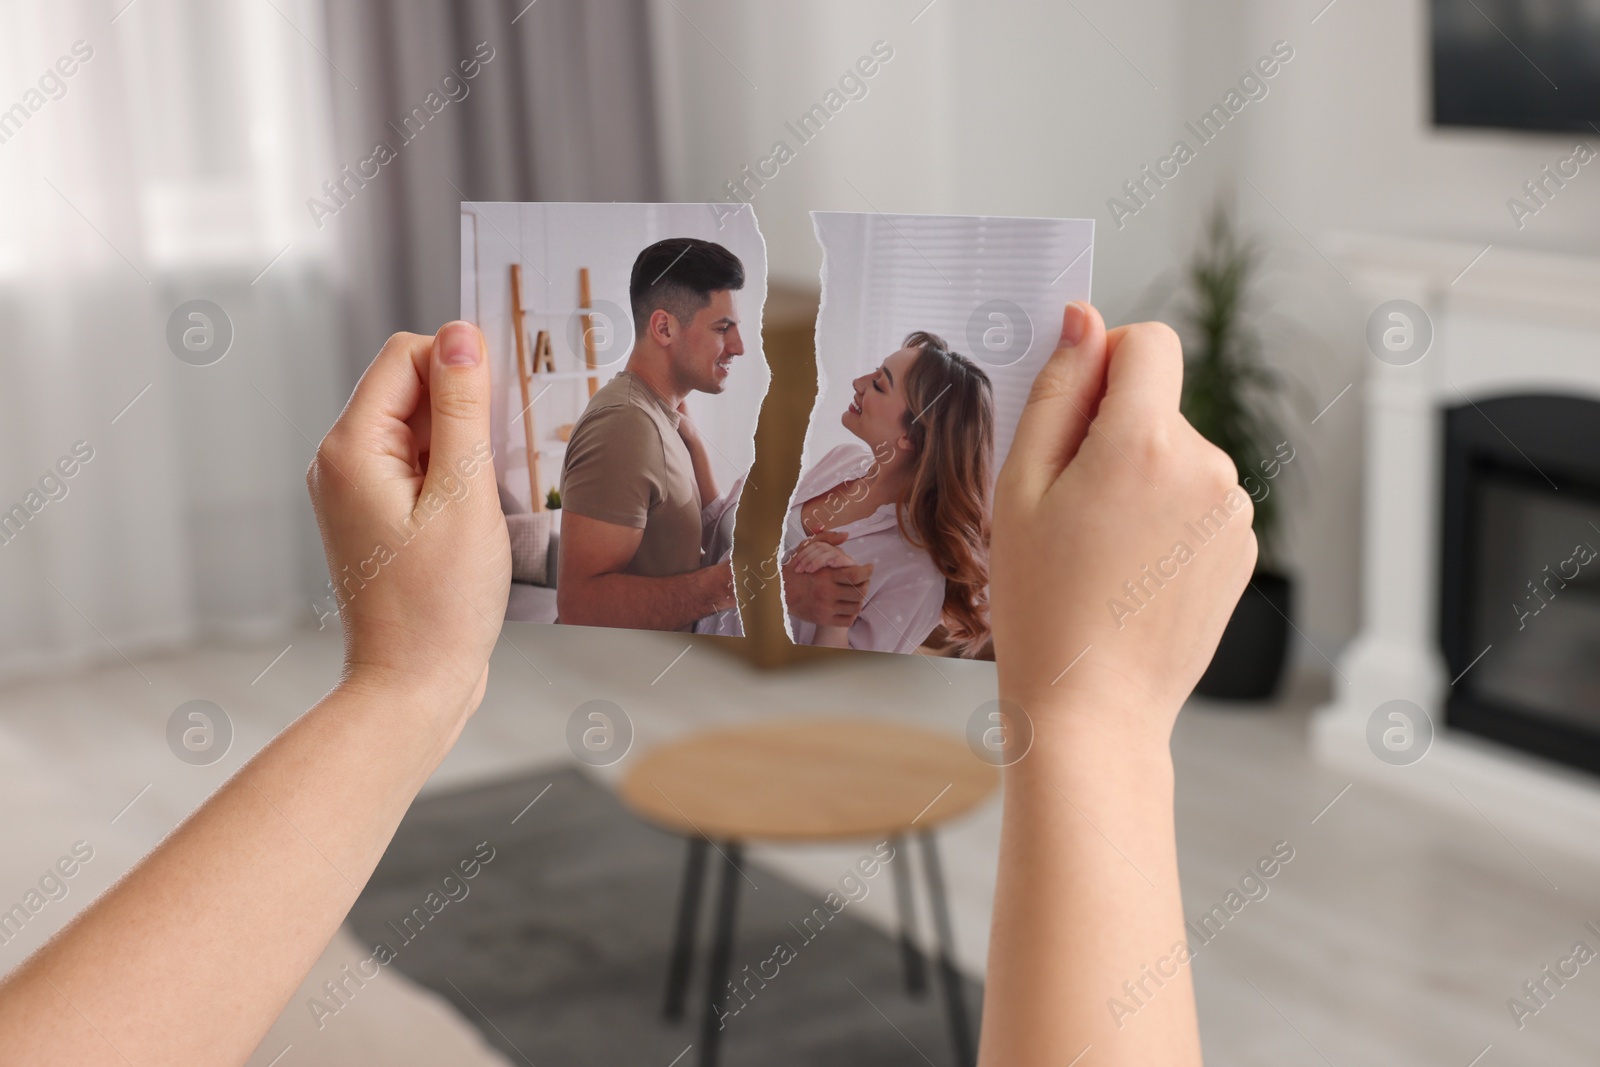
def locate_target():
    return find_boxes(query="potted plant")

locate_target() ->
[1173,204,1298,701]
[545,487,562,532]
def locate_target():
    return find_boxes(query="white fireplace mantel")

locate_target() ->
[1314,233,1600,859]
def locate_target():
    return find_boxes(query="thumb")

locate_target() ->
[1004,302,1108,498]
[812,530,848,546]
[419,321,492,510]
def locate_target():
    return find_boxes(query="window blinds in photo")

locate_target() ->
[840,212,1093,470]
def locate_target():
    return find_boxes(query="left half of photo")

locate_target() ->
[461,201,769,633]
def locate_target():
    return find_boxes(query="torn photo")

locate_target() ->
[461,202,768,632]
[775,210,1094,658]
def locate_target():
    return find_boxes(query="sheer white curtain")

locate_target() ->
[0,0,345,681]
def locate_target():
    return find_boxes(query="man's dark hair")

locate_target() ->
[629,237,744,334]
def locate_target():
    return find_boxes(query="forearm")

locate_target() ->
[980,711,1199,1067]
[561,561,733,630]
[0,682,464,1066]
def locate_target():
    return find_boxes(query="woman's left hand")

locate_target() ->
[791,536,859,574]
[675,400,702,445]
[307,323,511,723]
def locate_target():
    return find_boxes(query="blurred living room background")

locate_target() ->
[3,2,1599,1065]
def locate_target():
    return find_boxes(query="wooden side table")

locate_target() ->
[618,718,999,1067]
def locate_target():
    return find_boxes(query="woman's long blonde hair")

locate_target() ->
[895,331,995,657]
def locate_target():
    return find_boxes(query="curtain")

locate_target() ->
[323,0,664,363]
[0,0,664,680]
[0,0,345,681]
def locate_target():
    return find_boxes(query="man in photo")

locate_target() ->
[557,237,870,634]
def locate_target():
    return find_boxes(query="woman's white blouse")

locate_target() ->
[692,445,947,653]
[781,444,946,654]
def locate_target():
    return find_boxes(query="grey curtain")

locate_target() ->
[323,0,664,368]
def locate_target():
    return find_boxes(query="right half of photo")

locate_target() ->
[782,211,1095,658]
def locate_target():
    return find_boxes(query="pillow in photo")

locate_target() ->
[506,511,555,586]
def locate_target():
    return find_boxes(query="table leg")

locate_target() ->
[889,834,927,996]
[699,842,744,1067]
[664,836,710,1021]
[920,830,975,1067]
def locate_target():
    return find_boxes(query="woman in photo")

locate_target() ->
[786,330,996,655]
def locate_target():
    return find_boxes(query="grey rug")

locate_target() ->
[347,765,982,1066]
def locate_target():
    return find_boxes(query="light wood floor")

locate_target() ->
[1,622,1595,1065]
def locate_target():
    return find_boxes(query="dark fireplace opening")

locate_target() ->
[1442,394,1600,776]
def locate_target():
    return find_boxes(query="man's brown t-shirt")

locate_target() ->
[560,370,703,580]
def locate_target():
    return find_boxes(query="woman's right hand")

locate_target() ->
[991,302,1257,741]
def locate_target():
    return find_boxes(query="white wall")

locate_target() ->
[1229,0,1600,659]
[1244,0,1600,256]
[647,0,1205,310]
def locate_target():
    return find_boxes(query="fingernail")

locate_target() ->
[1060,302,1089,348]
[440,324,480,366]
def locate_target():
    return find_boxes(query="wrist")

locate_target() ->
[997,678,1177,771]
[705,560,736,613]
[336,660,482,734]
[781,564,819,624]
[1001,718,1176,816]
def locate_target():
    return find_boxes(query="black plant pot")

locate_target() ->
[1194,569,1293,702]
